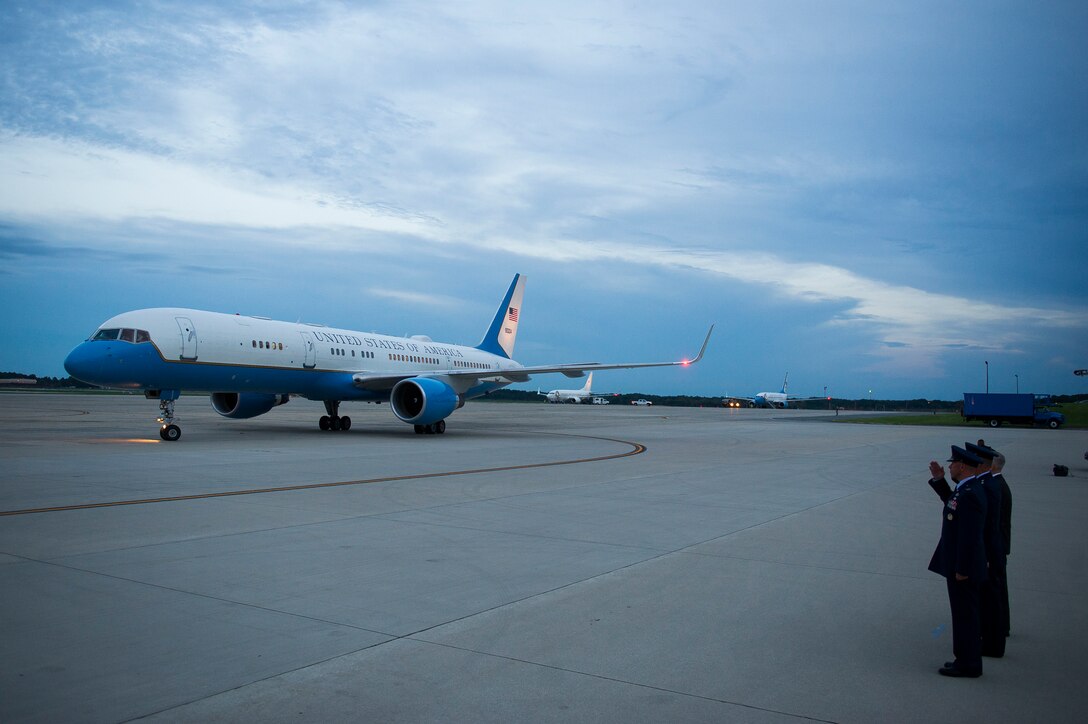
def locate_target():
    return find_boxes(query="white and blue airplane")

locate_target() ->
[64,274,713,440]
[723,373,826,409]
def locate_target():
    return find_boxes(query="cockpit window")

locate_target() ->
[90,328,151,343]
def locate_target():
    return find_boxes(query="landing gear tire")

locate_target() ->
[160,424,181,441]
[435,419,446,434]
[414,425,425,434]
[988,419,1000,428]
[414,421,446,434]
[320,414,351,431]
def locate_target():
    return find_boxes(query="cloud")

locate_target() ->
[368,287,470,310]
[1,129,1083,370]
[1,2,1085,395]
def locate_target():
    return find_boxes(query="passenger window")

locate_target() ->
[92,328,120,341]
[135,329,151,343]
[120,329,136,343]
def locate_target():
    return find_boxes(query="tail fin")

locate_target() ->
[781,372,789,394]
[581,372,593,392]
[476,274,525,359]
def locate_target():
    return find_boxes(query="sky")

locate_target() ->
[1,1,1086,400]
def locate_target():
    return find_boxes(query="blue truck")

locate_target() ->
[962,392,1065,429]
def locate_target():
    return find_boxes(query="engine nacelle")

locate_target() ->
[210,392,290,419]
[390,377,462,426]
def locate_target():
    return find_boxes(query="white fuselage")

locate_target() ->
[544,372,593,403]
[65,307,521,398]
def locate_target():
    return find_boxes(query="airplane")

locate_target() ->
[723,373,826,409]
[538,372,614,404]
[64,274,713,440]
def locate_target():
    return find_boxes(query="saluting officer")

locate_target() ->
[928,446,988,678]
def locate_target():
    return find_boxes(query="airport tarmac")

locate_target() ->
[2,392,1087,723]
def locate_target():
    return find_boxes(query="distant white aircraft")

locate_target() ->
[724,373,826,409]
[64,273,712,440]
[540,371,595,403]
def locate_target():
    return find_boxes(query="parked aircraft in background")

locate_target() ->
[539,372,617,404]
[537,370,617,402]
[723,373,826,409]
[64,274,712,440]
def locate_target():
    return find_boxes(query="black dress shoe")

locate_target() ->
[939,664,982,678]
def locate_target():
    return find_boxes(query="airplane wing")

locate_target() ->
[488,324,713,383]
[351,325,713,390]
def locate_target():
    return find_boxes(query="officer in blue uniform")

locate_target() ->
[927,446,988,677]
[990,450,1013,637]
[965,441,1006,658]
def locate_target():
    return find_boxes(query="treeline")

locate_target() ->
[6,373,1085,407]
[0,373,95,389]
[482,390,967,410]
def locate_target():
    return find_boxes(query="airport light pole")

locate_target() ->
[1015,373,1019,393]
[985,360,989,393]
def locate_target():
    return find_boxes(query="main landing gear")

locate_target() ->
[414,420,446,435]
[156,396,182,441]
[319,400,351,432]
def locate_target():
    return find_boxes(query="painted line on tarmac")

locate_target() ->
[0,435,646,517]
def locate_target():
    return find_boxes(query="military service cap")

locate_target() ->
[947,445,983,466]
[965,441,998,460]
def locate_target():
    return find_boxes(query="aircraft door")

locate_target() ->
[299,332,317,369]
[175,316,198,360]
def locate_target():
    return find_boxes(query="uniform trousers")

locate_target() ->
[981,570,1006,657]
[1001,573,1011,636]
[947,578,983,673]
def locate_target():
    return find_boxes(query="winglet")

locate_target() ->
[476,274,525,359]
[684,325,714,365]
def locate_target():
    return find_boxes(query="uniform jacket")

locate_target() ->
[928,477,953,503]
[993,472,1012,555]
[976,472,1006,569]
[929,476,988,582]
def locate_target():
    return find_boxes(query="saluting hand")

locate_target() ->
[929,461,944,480]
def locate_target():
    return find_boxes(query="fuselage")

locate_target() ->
[545,389,591,403]
[64,308,519,401]
[752,391,788,408]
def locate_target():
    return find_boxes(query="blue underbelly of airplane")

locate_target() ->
[63,341,504,402]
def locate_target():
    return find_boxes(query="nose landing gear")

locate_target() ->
[154,393,182,441]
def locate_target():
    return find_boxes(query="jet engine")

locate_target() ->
[390,377,463,426]
[211,392,290,419]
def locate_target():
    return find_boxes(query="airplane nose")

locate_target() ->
[64,342,99,383]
